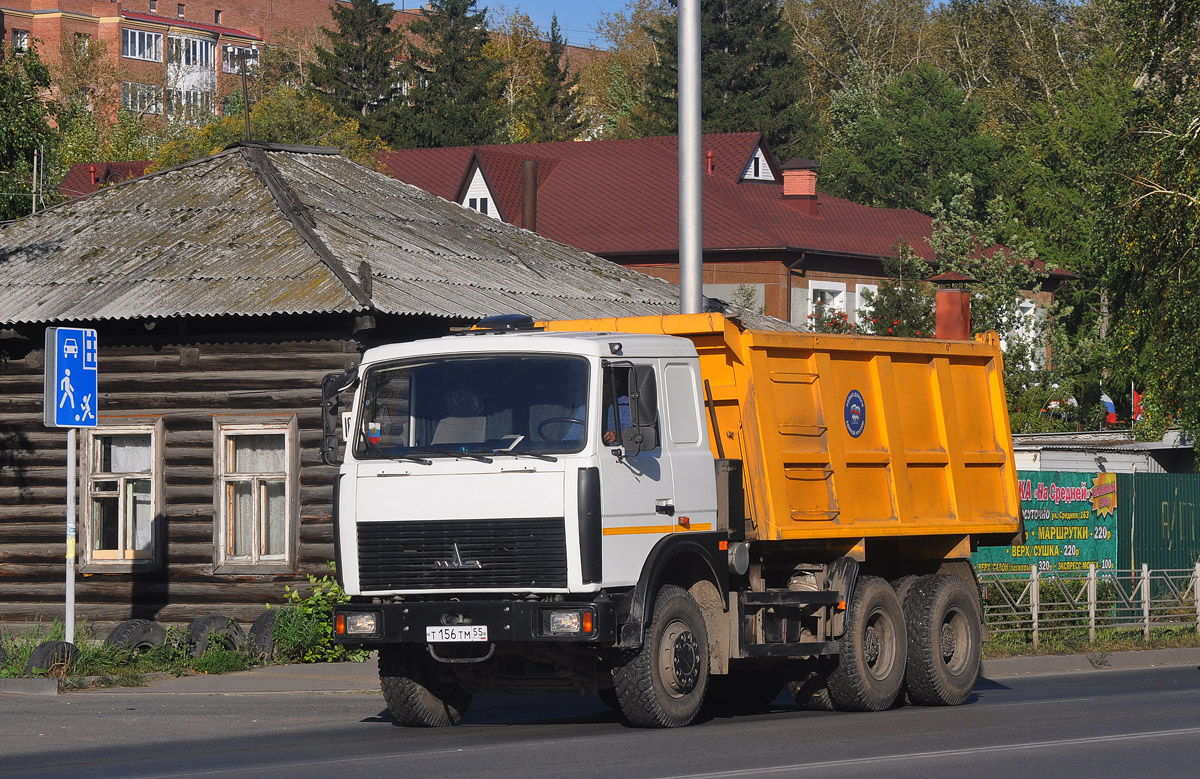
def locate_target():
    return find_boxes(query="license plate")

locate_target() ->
[426,625,488,642]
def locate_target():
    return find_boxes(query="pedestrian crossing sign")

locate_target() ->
[43,327,98,428]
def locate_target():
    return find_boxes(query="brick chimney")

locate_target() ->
[929,272,977,340]
[520,160,537,232]
[782,157,819,216]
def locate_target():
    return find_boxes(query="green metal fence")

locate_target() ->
[1116,472,1200,575]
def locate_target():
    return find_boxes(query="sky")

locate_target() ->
[393,1,633,48]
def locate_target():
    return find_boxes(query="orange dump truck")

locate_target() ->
[328,312,1021,727]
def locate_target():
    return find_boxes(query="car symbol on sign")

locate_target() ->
[63,338,79,357]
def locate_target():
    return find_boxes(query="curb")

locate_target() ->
[0,678,60,696]
[981,646,1200,678]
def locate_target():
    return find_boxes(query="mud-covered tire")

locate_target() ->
[706,667,785,713]
[892,574,920,606]
[24,640,80,677]
[248,611,277,660]
[903,574,981,706]
[104,619,166,652]
[379,645,472,727]
[613,584,709,728]
[825,575,907,712]
[186,615,244,657]
[787,659,836,711]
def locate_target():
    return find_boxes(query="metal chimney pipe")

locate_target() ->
[521,160,537,232]
[678,0,703,315]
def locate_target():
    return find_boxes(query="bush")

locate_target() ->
[273,565,368,663]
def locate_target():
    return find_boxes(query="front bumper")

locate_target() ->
[333,598,619,645]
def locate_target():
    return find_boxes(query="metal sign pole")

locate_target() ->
[44,326,98,648]
[66,427,76,644]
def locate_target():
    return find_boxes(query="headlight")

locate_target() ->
[545,609,594,635]
[339,612,378,636]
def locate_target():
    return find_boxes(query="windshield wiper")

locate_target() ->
[397,446,493,463]
[491,436,558,462]
[391,454,433,465]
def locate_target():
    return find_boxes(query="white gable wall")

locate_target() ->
[741,147,775,182]
[462,168,500,220]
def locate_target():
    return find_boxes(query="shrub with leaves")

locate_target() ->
[274,565,368,663]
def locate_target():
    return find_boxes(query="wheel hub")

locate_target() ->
[863,625,881,666]
[667,629,700,694]
[940,621,957,660]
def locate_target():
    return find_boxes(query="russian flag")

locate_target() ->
[1100,393,1118,424]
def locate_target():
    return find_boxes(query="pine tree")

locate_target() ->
[307,0,403,139]
[635,0,816,158]
[527,15,583,143]
[389,0,503,148]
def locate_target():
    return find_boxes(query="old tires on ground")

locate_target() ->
[613,584,710,728]
[105,619,167,652]
[248,611,278,660]
[903,574,981,706]
[24,640,80,676]
[825,575,907,712]
[186,615,244,657]
[379,645,473,727]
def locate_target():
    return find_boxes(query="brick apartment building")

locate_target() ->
[2,1,597,123]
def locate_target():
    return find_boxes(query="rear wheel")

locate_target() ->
[903,574,981,706]
[787,658,835,711]
[826,576,907,711]
[379,645,472,727]
[613,584,709,727]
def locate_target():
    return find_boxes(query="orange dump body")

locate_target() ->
[543,313,1021,548]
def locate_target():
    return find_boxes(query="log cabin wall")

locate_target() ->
[0,316,366,635]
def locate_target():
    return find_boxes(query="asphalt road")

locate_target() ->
[3,665,1199,778]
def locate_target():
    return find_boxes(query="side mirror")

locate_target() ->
[623,366,658,454]
[320,368,358,466]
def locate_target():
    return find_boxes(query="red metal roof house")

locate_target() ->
[375,132,967,325]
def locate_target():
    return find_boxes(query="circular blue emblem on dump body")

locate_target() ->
[844,390,866,438]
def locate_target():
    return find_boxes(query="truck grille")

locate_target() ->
[357,518,568,591]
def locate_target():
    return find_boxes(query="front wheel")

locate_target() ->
[825,575,907,711]
[613,585,709,727]
[903,574,981,706]
[379,645,473,727]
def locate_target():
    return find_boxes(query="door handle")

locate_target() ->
[655,499,675,517]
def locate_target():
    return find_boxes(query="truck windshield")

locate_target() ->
[354,353,590,459]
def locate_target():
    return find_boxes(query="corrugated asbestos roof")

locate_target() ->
[0,143,781,327]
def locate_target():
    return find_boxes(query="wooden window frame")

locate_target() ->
[79,418,165,573]
[212,415,299,574]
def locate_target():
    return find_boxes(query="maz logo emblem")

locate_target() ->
[435,542,482,569]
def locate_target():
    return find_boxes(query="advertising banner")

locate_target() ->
[973,471,1118,574]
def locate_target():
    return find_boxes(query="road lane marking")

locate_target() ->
[656,726,1200,777]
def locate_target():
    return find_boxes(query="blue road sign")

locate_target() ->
[44,327,98,428]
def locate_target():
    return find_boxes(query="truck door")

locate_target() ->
[597,362,675,586]
[662,361,717,531]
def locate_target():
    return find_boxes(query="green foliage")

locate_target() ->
[1100,81,1200,439]
[152,85,386,170]
[273,566,368,663]
[636,0,818,159]
[0,42,55,221]
[809,303,859,334]
[307,0,404,139]
[389,0,503,148]
[821,62,1003,218]
[526,15,583,143]
[859,248,936,337]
